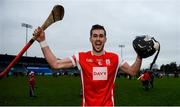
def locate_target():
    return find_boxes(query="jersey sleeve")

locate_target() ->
[69,53,79,67]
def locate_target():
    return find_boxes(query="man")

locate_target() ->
[28,71,36,97]
[33,24,142,106]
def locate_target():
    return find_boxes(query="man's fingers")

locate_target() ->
[32,26,45,42]
[33,27,41,37]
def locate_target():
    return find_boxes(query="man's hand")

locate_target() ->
[33,26,45,42]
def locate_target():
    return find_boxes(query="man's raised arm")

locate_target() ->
[120,55,142,76]
[33,27,74,69]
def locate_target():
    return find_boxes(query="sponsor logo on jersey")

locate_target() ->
[93,67,107,80]
[86,58,93,63]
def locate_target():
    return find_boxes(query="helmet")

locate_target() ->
[133,35,160,58]
[29,71,35,76]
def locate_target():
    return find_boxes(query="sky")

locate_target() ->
[0,0,180,69]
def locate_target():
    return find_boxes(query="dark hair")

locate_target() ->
[90,24,106,36]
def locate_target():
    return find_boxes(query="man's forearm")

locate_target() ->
[130,56,142,76]
[40,42,58,69]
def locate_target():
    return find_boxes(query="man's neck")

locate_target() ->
[91,50,105,56]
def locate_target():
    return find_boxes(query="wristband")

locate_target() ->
[40,41,48,48]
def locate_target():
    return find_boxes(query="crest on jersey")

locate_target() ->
[105,59,111,66]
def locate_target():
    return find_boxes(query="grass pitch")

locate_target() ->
[0,75,180,106]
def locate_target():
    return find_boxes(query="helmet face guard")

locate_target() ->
[133,35,160,70]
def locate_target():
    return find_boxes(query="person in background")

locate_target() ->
[28,71,36,97]
[138,71,150,90]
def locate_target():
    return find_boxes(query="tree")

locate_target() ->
[170,62,177,71]
[159,62,177,74]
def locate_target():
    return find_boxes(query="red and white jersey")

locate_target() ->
[70,51,122,106]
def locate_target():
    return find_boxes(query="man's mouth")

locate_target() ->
[93,41,104,52]
[95,41,102,46]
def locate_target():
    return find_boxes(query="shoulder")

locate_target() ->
[105,51,119,63]
[78,51,91,56]
[73,51,91,60]
[105,51,119,58]
[79,51,91,54]
[73,51,91,56]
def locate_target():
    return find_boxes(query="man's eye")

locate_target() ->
[93,35,97,37]
[99,34,104,38]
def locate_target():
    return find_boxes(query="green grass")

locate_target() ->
[0,76,180,106]
[115,77,180,106]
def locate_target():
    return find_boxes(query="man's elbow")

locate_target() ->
[129,69,139,76]
[49,62,59,70]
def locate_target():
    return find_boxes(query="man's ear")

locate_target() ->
[89,36,92,43]
[105,36,107,42]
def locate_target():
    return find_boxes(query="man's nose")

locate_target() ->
[96,36,101,40]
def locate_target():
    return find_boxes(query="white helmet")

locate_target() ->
[29,71,35,75]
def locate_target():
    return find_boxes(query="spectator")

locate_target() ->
[28,71,36,97]
[138,71,150,90]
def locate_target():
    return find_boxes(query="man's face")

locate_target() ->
[90,29,107,53]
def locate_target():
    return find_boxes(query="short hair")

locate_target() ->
[90,24,106,36]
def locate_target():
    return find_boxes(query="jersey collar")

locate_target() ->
[91,51,106,56]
